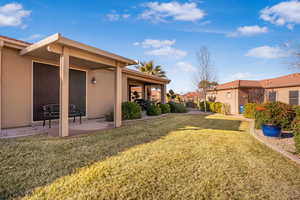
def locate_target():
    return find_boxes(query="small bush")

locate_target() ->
[293,106,300,118]
[254,108,268,129]
[122,102,142,120]
[292,119,300,154]
[292,106,300,153]
[168,102,187,113]
[147,104,162,116]
[244,103,257,119]
[199,101,211,112]
[214,102,223,113]
[222,103,231,115]
[160,104,171,114]
[208,102,215,112]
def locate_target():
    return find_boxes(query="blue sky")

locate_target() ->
[1,0,300,93]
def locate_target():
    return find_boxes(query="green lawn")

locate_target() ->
[1,114,300,200]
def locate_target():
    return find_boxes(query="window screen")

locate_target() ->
[268,91,276,102]
[289,90,299,105]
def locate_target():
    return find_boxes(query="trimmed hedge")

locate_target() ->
[168,102,187,113]
[147,104,162,116]
[243,103,256,119]
[200,101,223,113]
[122,102,142,120]
[160,104,171,114]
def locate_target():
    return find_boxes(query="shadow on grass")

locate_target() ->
[0,114,243,200]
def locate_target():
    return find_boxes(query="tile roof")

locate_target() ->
[215,73,300,90]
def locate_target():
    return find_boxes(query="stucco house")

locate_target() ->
[0,33,170,137]
[207,73,300,114]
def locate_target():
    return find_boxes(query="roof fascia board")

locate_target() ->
[19,33,61,55]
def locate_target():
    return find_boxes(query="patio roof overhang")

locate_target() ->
[18,33,138,137]
[123,68,171,85]
[20,33,137,69]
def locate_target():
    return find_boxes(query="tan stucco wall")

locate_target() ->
[87,69,115,119]
[210,89,239,114]
[2,47,32,128]
[265,87,300,104]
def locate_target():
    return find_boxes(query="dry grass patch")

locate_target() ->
[1,114,300,200]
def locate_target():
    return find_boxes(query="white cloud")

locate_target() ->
[246,46,288,59]
[0,3,31,27]
[222,72,267,82]
[175,61,196,72]
[140,1,205,22]
[260,0,300,29]
[134,38,187,59]
[135,39,176,48]
[106,11,130,21]
[229,25,268,37]
[145,46,187,59]
[231,72,255,80]
[22,34,43,42]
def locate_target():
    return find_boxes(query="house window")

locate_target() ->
[289,91,299,105]
[268,91,276,102]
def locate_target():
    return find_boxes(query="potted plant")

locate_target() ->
[256,102,294,137]
[261,114,282,137]
[256,104,281,137]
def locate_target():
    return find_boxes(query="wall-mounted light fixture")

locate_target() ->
[91,77,97,84]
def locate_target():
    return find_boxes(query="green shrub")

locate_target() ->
[266,102,294,130]
[122,102,142,120]
[254,108,268,129]
[293,106,300,118]
[208,102,215,112]
[147,104,162,116]
[214,102,223,113]
[168,102,187,113]
[199,101,211,112]
[203,101,223,113]
[244,103,257,119]
[292,118,300,154]
[160,104,171,114]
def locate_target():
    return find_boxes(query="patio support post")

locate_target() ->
[161,84,166,104]
[59,46,70,137]
[114,65,122,127]
[0,41,3,133]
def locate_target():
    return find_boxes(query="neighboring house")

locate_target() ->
[181,92,203,103]
[207,73,300,114]
[0,34,170,136]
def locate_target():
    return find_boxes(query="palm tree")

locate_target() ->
[136,61,166,78]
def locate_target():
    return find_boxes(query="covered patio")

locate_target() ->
[123,68,169,103]
[18,33,136,137]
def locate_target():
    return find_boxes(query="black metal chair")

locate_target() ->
[42,104,82,128]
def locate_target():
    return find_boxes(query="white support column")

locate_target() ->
[59,47,70,137]
[0,41,3,133]
[114,65,122,127]
[161,84,166,104]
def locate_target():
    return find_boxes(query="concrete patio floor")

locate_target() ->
[0,119,114,138]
